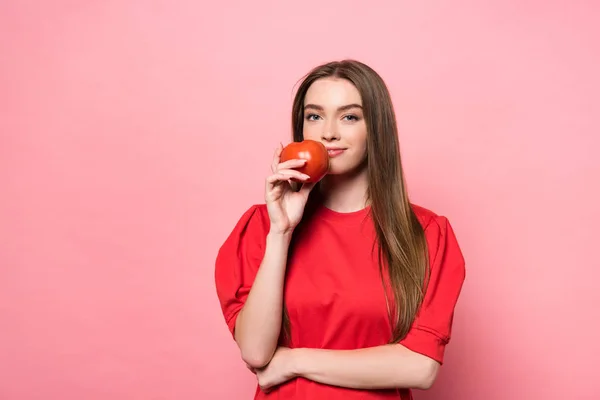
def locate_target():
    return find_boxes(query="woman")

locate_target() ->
[214,59,466,399]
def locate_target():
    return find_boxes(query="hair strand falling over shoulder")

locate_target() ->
[280,60,431,343]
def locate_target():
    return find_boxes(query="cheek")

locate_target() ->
[302,124,321,140]
[345,125,368,150]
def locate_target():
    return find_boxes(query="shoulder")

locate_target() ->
[411,203,465,269]
[217,204,271,252]
[410,203,460,249]
[410,203,448,230]
[235,203,270,229]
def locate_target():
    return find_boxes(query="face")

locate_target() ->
[302,77,368,176]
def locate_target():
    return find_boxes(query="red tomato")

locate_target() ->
[280,140,329,183]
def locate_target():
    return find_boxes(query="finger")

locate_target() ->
[271,143,284,173]
[266,173,289,185]
[301,181,317,191]
[265,174,293,197]
[267,170,309,184]
[299,181,317,196]
[277,169,311,181]
[277,158,307,171]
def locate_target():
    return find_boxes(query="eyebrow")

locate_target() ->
[304,103,363,112]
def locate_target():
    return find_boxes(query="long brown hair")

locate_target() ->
[284,60,430,343]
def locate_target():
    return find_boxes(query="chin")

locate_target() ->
[326,162,351,176]
[325,160,366,178]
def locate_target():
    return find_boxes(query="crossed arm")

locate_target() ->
[292,344,439,390]
[251,344,439,391]
[233,231,441,391]
[222,214,463,393]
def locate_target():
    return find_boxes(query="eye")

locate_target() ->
[305,114,321,121]
[343,114,359,121]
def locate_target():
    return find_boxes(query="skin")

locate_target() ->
[236,77,439,392]
[303,77,370,213]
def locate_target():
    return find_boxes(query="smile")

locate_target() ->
[327,149,345,157]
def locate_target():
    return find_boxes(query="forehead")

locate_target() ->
[304,77,362,107]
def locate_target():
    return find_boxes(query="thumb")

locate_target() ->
[299,182,317,197]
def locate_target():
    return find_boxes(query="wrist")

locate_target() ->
[290,348,310,377]
[267,229,294,243]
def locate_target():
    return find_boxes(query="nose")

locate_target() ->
[321,121,340,142]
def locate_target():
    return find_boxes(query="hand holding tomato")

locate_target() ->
[265,141,328,235]
[279,140,329,183]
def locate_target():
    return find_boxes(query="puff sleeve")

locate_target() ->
[398,216,466,364]
[214,205,270,337]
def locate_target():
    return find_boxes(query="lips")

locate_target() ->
[326,148,346,157]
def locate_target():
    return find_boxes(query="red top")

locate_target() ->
[215,203,466,399]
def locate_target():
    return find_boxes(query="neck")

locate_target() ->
[319,167,369,213]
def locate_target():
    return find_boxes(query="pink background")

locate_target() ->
[1,1,599,399]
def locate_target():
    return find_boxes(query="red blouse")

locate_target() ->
[215,203,466,399]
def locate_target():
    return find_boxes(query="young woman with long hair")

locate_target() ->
[215,59,466,400]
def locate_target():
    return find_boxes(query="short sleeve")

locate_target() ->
[214,205,270,337]
[398,216,466,364]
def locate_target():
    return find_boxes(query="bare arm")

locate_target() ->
[235,146,315,369]
[292,344,439,390]
[234,231,292,368]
